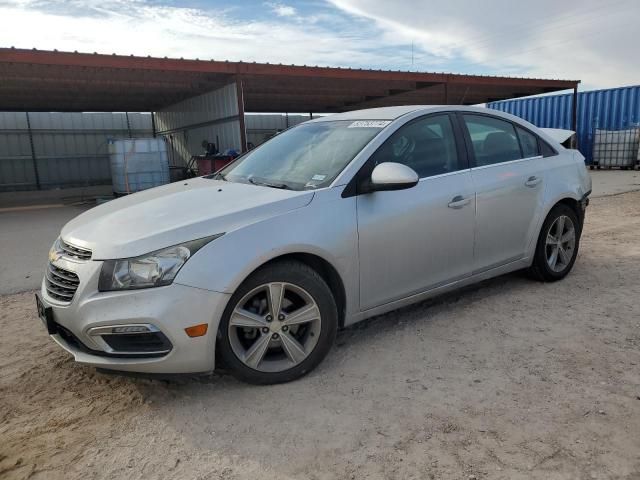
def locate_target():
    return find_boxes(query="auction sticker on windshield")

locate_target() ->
[348,120,391,128]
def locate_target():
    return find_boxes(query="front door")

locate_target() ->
[356,114,475,310]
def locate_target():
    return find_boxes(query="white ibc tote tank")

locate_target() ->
[108,138,170,195]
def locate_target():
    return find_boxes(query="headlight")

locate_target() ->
[48,237,63,263]
[98,235,222,291]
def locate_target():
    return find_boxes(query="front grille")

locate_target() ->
[60,239,92,261]
[45,263,80,303]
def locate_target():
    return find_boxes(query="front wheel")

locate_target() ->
[528,204,581,282]
[217,261,338,385]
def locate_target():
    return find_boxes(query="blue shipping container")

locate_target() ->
[487,85,640,164]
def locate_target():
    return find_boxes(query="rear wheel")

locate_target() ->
[528,204,581,282]
[217,261,337,384]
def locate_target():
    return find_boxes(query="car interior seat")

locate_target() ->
[482,131,521,164]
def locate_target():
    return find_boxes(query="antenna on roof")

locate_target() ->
[411,41,414,70]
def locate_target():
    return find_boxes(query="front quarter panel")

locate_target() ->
[175,187,359,319]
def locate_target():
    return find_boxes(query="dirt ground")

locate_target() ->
[1,192,640,480]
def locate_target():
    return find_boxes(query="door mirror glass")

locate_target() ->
[369,162,419,192]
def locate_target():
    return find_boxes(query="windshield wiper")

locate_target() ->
[247,178,292,190]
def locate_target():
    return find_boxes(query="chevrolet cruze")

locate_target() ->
[37,106,591,384]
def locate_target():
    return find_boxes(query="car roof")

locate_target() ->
[310,105,497,122]
[307,105,562,148]
[309,106,428,121]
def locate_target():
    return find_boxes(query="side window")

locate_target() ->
[540,140,557,157]
[463,114,521,166]
[516,126,540,158]
[369,114,460,178]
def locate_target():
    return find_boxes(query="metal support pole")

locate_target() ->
[236,78,248,153]
[151,112,157,138]
[125,112,132,138]
[25,112,41,190]
[572,85,578,143]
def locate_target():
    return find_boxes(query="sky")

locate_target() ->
[0,0,638,92]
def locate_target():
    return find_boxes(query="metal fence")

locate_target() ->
[0,112,153,191]
[0,109,315,191]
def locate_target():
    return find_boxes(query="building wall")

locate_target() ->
[487,85,640,164]
[155,83,242,165]
[0,112,153,191]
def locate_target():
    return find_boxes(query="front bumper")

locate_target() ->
[40,257,230,374]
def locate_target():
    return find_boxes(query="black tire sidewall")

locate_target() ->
[217,261,338,385]
[533,204,580,281]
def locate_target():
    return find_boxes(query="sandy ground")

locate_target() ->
[1,192,640,480]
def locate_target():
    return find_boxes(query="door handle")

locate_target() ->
[448,195,471,209]
[525,176,542,188]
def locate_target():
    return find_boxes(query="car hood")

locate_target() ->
[61,178,314,259]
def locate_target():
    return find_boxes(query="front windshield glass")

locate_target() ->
[218,120,388,190]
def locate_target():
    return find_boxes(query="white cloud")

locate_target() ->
[266,2,297,17]
[0,0,637,90]
[327,0,640,89]
[0,0,421,68]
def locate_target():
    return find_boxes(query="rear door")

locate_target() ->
[460,113,547,273]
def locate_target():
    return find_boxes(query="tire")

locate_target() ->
[217,260,338,385]
[528,204,581,282]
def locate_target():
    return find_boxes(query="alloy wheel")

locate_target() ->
[228,282,322,372]
[545,215,576,273]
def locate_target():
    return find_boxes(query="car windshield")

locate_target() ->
[216,120,388,190]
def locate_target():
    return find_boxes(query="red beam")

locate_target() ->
[0,48,579,89]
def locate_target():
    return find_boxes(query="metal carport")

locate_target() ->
[0,48,579,189]
[0,48,579,113]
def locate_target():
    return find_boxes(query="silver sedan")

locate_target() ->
[38,106,592,384]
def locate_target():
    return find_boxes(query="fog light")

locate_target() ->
[112,325,151,334]
[185,324,208,337]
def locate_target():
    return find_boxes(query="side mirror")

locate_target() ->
[368,162,419,192]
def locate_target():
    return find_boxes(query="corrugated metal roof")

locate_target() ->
[0,48,579,113]
[487,85,640,164]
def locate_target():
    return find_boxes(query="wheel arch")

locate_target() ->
[527,193,583,260]
[542,194,584,234]
[223,252,348,330]
[555,197,583,229]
